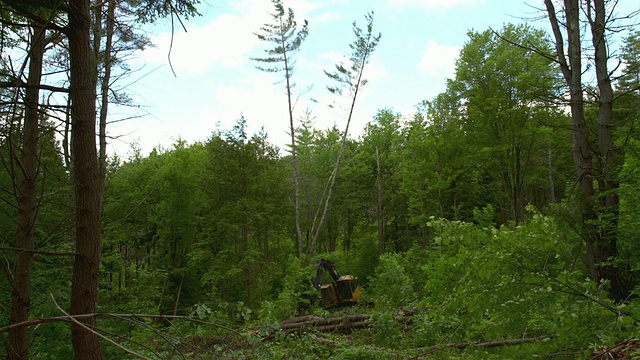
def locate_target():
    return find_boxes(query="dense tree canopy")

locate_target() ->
[1,1,639,358]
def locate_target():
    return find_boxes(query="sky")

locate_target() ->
[107,0,636,157]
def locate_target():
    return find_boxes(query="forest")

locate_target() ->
[1,0,639,358]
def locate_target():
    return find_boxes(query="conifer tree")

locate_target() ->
[252,0,309,258]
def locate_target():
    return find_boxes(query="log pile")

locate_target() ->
[261,310,556,355]
[260,311,417,340]
[278,314,371,334]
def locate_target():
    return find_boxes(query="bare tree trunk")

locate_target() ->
[545,0,625,299]
[285,77,304,259]
[307,55,364,259]
[280,48,304,258]
[307,13,379,258]
[376,146,384,254]
[97,0,116,201]
[588,0,622,300]
[68,0,103,357]
[548,146,556,203]
[263,223,269,264]
[8,19,45,360]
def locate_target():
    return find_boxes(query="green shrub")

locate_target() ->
[368,253,416,309]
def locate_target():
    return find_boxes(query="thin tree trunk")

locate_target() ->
[8,18,45,360]
[263,223,269,264]
[548,146,556,203]
[376,146,384,254]
[68,0,103,357]
[278,18,304,258]
[172,275,184,316]
[308,54,367,259]
[308,14,378,258]
[98,0,116,201]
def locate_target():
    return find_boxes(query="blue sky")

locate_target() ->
[109,0,636,156]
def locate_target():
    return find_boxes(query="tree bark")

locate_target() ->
[68,0,103,357]
[545,0,624,300]
[545,0,598,280]
[548,147,556,203]
[282,41,304,259]
[97,0,116,202]
[376,146,384,254]
[8,18,45,360]
[588,0,622,300]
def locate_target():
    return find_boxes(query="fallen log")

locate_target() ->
[313,321,370,333]
[420,334,556,355]
[444,335,552,349]
[279,315,324,326]
[279,314,370,331]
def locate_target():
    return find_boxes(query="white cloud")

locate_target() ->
[210,79,304,146]
[419,40,459,79]
[141,11,264,74]
[312,11,341,24]
[140,0,337,76]
[364,60,387,83]
[386,0,484,10]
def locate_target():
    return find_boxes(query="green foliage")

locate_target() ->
[369,309,407,349]
[367,253,415,309]
[257,258,319,322]
[349,234,380,286]
[407,209,638,356]
[0,119,73,358]
[132,0,201,23]
[449,24,567,224]
[325,11,381,95]
[3,12,639,357]
[252,0,309,75]
[618,30,640,92]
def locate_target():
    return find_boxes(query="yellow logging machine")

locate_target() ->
[312,259,360,307]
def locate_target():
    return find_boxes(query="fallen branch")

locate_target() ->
[280,315,324,326]
[590,338,640,360]
[279,314,370,331]
[50,294,152,360]
[419,334,557,356]
[0,312,240,335]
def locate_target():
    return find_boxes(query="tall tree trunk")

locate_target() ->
[97,0,116,201]
[308,54,365,259]
[8,19,45,360]
[545,0,598,281]
[588,0,622,300]
[263,223,269,264]
[548,146,556,203]
[68,0,103,357]
[308,13,379,258]
[545,0,624,300]
[376,146,384,254]
[283,50,304,259]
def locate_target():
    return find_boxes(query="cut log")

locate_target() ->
[261,312,414,340]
